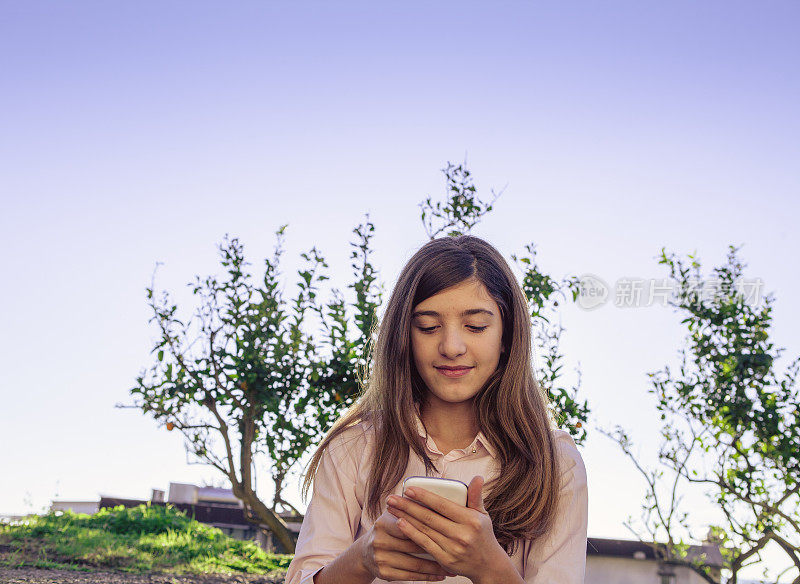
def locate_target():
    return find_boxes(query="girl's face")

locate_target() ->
[410,278,504,407]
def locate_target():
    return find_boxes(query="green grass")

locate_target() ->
[0,504,293,575]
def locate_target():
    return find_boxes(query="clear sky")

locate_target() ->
[1,1,798,580]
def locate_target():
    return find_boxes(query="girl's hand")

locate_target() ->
[358,508,456,582]
[385,476,513,582]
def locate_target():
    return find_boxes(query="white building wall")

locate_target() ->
[167,482,198,504]
[50,501,99,514]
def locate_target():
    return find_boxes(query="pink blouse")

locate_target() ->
[285,417,588,584]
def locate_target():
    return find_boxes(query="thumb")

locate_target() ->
[467,475,487,513]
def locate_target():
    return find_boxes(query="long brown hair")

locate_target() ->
[302,235,559,554]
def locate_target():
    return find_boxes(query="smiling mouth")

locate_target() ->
[435,366,473,377]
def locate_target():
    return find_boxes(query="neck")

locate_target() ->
[419,397,479,451]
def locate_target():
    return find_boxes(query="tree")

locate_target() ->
[306,216,383,435]
[419,162,501,240]
[127,231,326,552]
[420,163,589,441]
[513,244,588,442]
[605,246,800,584]
[128,162,590,553]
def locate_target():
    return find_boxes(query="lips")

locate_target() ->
[435,366,473,378]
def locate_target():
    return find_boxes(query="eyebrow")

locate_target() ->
[411,308,495,319]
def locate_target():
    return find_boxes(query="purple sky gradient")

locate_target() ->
[1,1,798,579]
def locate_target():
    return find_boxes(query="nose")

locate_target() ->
[438,326,467,359]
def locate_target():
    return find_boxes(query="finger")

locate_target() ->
[467,475,487,513]
[399,486,473,523]
[381,549,450,576]
[382,532,429,555]
[377,513,429,554]
[373,550,452,582]
[381,510,415,541]
[388,494,462,541]
[379,568,448,582]
[393,511,450,561]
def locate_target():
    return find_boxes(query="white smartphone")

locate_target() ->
[400,476,468,561]
[402,476,468,506]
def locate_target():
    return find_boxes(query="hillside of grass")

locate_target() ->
[0,504,292,576]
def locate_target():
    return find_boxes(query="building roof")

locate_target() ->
[587,536,723,567]
[99,497,303,532]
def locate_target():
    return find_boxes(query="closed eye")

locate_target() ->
[416,325,489,333]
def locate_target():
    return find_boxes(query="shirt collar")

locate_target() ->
[413,403,498,459]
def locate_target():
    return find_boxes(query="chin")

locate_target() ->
[430,390,480,404]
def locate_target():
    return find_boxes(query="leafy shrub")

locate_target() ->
[0,504,293,574]
[84,504,194,535]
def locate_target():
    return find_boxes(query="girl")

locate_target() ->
[285,235,587,584]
